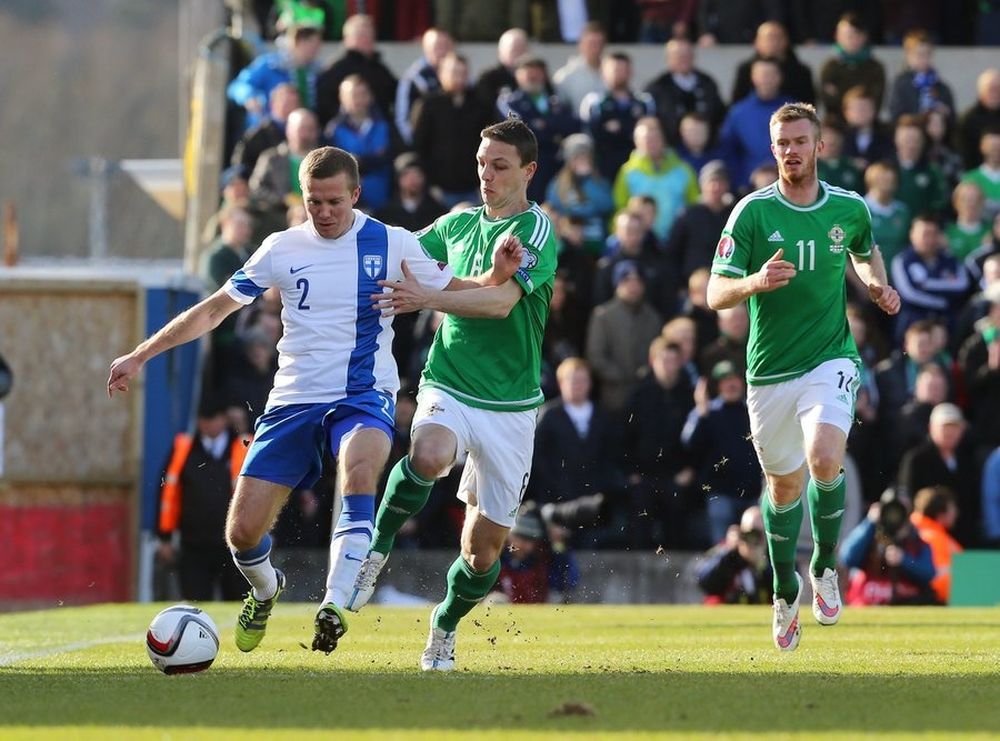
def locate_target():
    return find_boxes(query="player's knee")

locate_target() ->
[463,549,499,573]
[226,520,260,553]
[340,460,379,494]
[408,442,451,480]
[808,453,842,483]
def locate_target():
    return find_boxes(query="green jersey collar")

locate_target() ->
[772,180,830,212]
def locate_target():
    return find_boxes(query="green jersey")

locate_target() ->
[961,168,1000,221]
[818,158,863,194]
[945,220,991,260]
[867,197,912,268]
[417,203,557,411]
[712,181,871,386]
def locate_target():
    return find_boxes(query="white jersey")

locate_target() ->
[224,211,453,407]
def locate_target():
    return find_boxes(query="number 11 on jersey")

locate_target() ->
[795,239,815,271]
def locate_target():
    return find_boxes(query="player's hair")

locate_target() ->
[481,116,538,166]
[299,146,360,189]
[913,485,956,520]
[903,28,932,50]
[556,357,590,383]
[769,103,821,138]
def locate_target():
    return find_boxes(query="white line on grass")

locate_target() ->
[0,633,144,667]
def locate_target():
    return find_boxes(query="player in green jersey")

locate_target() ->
[707,103,900,651]
[348,118,557,671]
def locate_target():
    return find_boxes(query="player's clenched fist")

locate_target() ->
[754,247,796,293]
[491,234,525,282]
[868,283,901,315]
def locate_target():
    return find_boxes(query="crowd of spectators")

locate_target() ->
[189,3,1000,602]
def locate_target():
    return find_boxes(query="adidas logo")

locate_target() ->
[768,230,784,242]
[837,393,849,404]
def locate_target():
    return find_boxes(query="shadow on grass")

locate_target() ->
[1,669,998,732]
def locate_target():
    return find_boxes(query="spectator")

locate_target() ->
[394,28,453,144]
[788,0,876,45]
[887,30,955,125]
[664,160,733,287]
[412,53,497,208]
[818,13,886,116]
[499,56,579,203]
[846,304,888,501]
[325,75,395,211]
[613,116,699,243]
[248,107,320,213]
[202,165,281,250]
[231,82,301,175]
[891,214,971,344]
[636,0,697,43]
[696,505,772,604]
[699,303,748,378]
[730,21,816,107]
[718,58,793,190]
[840,491,937,605]
[475,27,529,111]
[543,269,591,370]
[586,261,663,412]
[960,128,1000,223]
[924,106,964,190]
[202,205,254,291]
[955,253,1000,349]
[898,403,981,545]
[818,117,863,193]
[892,114,948,220]
[643,39,725,148]
[863,161,911,271]
[316,14,398,127]
[495,506,579,604]
[581,52,656,182]
[696,0,784,46]
[156,397,250,601]
[983,446,1000,548]
[674,112,727,176]
[434,2,531,43]
[946,181,992,262]
[841,86,895,173]
[895,363,951,463]
[593,210,671,315]
[227,22,323,131]
[747,163,778,193]
[375,153,447,232]
[662,316,701,387]
[621,337,695,547]
[874,319,945,430]
[553,21,607,114]
[957,283,1000,455]
[225,328,278,430]
[683,360,762,544]
[545,133,615,256]
[965,217,1000,289]
[529,358,621,519]
[957,68,1000,170]
[679,267,721,352]
[910,486,963,604]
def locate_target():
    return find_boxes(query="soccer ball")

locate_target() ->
[145,605,220,674]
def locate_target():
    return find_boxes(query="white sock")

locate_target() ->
[323,494,375,606]
[232,533,279,600]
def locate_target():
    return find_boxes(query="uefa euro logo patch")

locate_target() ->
[362,254,384,279]
[716,235,734,260]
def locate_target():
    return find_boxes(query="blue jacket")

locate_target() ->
[890,246,971,343]
[718,92,793,188]
[840,518,935,585]
[500,90,579,203]
[983,448,1000,543]
[545,172,614,249]
[227,50,319,130]
[326,115,393,210]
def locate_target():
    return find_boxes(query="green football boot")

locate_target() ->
[234,570,285,652]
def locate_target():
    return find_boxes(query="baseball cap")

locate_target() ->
[711,359,740,381]
[930,402,964,426]
[220,164,249,191]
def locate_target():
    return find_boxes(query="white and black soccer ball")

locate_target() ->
[145,605,219,675]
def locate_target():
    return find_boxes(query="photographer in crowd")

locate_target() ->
[840,490,937,605]
[696,505,772,604]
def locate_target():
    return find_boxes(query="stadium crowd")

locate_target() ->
[160,0,1000,606]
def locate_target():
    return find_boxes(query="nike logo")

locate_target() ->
[290,265,313,274]
[815,594,839,617]
[344,554,365,563]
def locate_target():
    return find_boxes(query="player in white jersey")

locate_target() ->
[109,147,522,655]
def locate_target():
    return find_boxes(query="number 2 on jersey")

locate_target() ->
[296,278,311,310]
[795,240,815,271]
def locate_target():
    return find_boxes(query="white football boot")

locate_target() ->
[772,573,803,652]
[420,605,457,672]
[345,551,388,612]
[809,567,843,625]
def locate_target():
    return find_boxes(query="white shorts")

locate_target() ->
[746,358,859,476]
[411,387,538,528]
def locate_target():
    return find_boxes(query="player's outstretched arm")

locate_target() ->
[374,260,522,319]
[850,246,900,315]
[108,289,243,397]
[707,248,796,310]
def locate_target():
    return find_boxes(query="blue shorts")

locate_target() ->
[241,391,395,489]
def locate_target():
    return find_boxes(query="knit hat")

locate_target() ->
[562,133,594,161]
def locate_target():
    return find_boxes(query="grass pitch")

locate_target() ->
[1,603,998,740]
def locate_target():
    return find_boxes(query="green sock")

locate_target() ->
[808,470,846,577]
[762,490,803,603]
[370,457,434,556]
[434,556,500,632]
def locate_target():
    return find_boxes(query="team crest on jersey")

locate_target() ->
[716,235,735,260]
[520,251,538,269]
[828,224,846,254]
[362,254,384,279]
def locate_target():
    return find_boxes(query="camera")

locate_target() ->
[877,490,909,542]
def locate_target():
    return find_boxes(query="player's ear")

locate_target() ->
[351,185,361,204]
[523,161,538,182]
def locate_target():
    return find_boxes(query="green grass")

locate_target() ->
[2,603,999,740]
